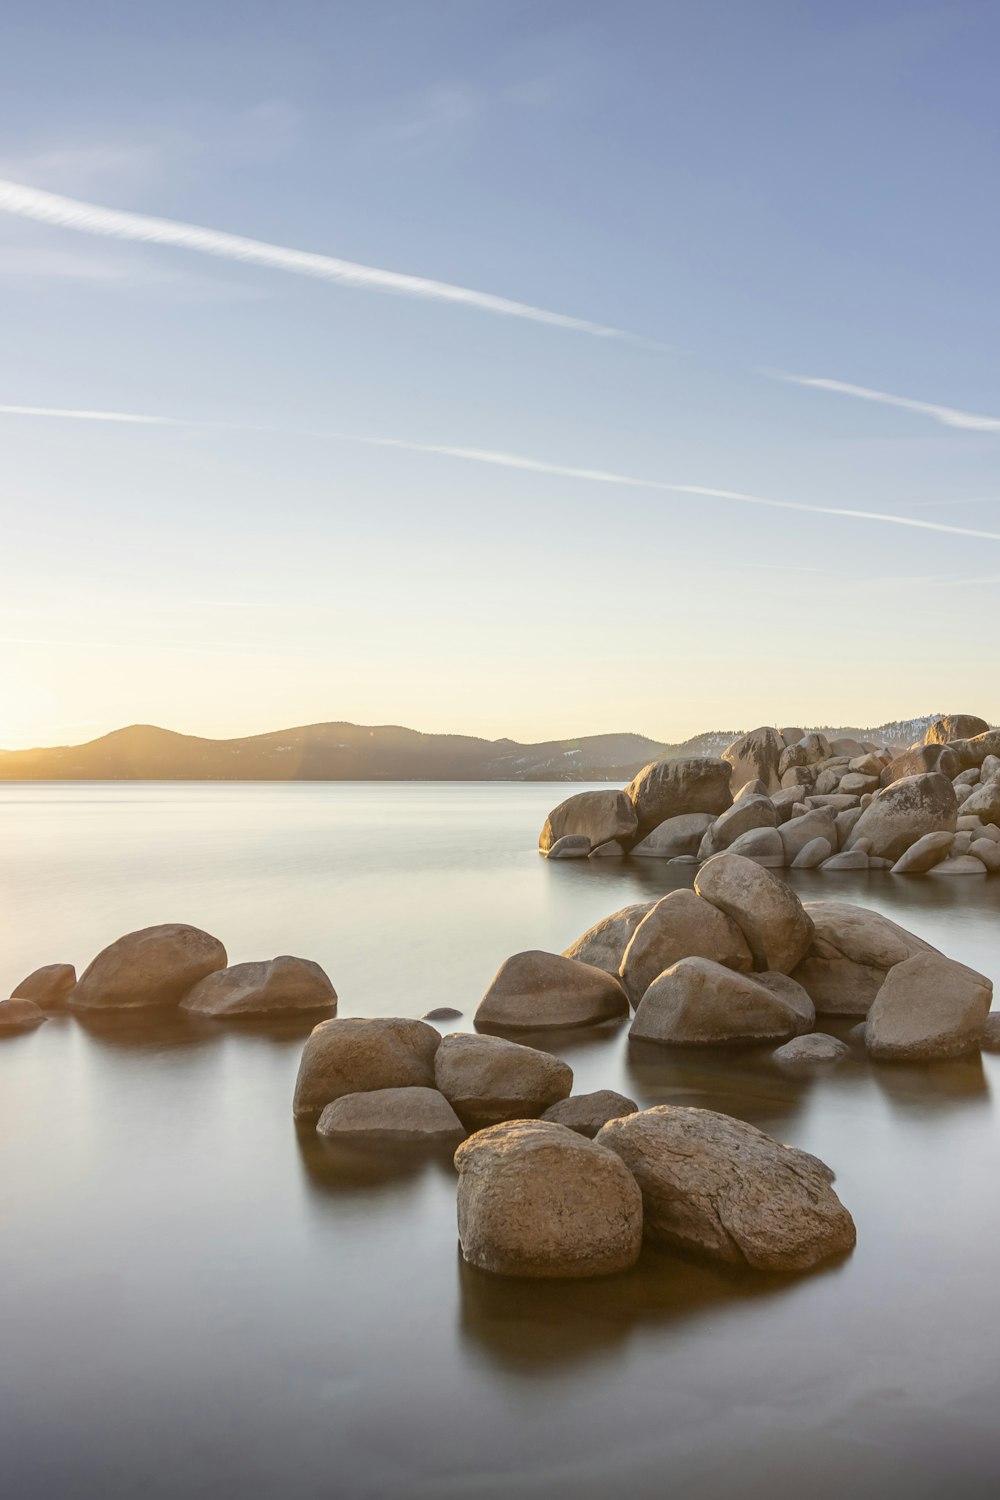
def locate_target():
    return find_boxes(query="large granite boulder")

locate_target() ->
[791,901,935,1015]
[475,950,628,1031]
[879,745,959,787]
[625,757,733,840]
[292,1017,441,1122]
[630,812,714,859]
[924,714,990,745]
[181,955,336,1017]
[723,727,785,795]
[629,958,808,1046]
[434,1033,572,1128]
[562,901,656,977]
[958,781,1000,824]
[596,1107,856,1271]
[865,952,992,1061]
[694,853,814,974]
[846,773,958,861]
[69,924,227,1010]
[455,1120,643,1278]
[698,795,777,857]
[0,998,47,1032]
[619,889,752,1004]
[778,808,838,865]
[890,831,955,874]
[962,730,1000,768]
[12,963,76,1008]
[316,1086,464,1142]
[538,790,638,854]
[541,1089,638,1138]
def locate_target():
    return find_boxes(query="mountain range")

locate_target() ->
[0,716,945,782]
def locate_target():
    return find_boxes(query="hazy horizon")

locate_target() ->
[3,3,999,749]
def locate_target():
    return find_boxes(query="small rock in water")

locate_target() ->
[772,1033,849,1064]
[181,955,336,1017]
[422,1006,462,1021]
[12,963,77,1007]
[541,1089,638,1138]
[316,1086,465,1142]
[0,998,48,1033]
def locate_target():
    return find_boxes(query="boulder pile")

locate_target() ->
[540,715,1000,876]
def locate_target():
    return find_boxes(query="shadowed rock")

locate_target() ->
[846,772,958,861]
[69,924,227,1010]
[181,955,336,1017]
[435,1032,572,1128]
[293,1017,441,1122]
[865,952,992,1061]
[695,853,814,974]
[791,900,936,1015]
[563,901,656,977]
[723,727,785,795]
[619,889,752,1005]
[12,963,76,1008]
[538,789,637,854]
[316,1086,464,1142]
[540,1089,638,1137]
[630,958,809,1046]
[0,997,47,1032]
[625,757,733,840]
[475,950,629,1031]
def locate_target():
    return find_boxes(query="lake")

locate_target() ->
[2,781,1000,1499]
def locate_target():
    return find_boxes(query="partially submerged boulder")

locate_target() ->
[630,812,714,859]
[0,997,47,1032]
[292,1017,441,1122]
[846,773,958,861]
[475,950,628,1031]
[695,853,814,974]
[538,790,638,854]
[546,835,590,859]
[181,955,336,1017]
[772,1033,849,1064]
[434,1032,572,1129]
[618,889,752,1005]
[455,1120,643,1278]
[625,756,733,840]
[316,1086,464,1142]
[791,901,935,1015]
[541,1089,638,1138]
[12,963,76,1008]
[629,958,809,1046]
[865,952,992,1061]
[890,831,954,874]
[69,924,227,1010]
[563,901,655,977]
[596,1106,856,1271]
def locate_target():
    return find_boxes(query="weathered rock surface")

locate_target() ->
[596,1106,856,1271]
[293,1017,441,1121]
[12,962,77,1008]
[316,1086,465,1142]
[846,773,958,861]
[629,958,807,1046]
[723,727,785,795]
[880,744,959,787]
[630,812,714,859]
[926,855,988,876]
[539,790,638,854]
[779,808,838,864]
[791,837,833,868]
[959,781,1000,824]
[791,901,935,1015]
[563,901,655,977]
[181,955,336,1017]
[619,889,752,1004]
[541,1089,638,1137]
[890,830,954,874]
[695,853,814,974]
[924,714,990,745]
[434,1033,572,1128]
[455,1120,643,1278]
[0,997,47,1032]
[546,834,591,859]
[772,1033,849,1064]
[724,827,785,866]
[699,795,777,857]
[625,757,733,840]
[69,924,227,1010]
[475,950,629,1031]
[865,952,992,1061]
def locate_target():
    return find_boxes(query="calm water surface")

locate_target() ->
[2,782,1000,1499]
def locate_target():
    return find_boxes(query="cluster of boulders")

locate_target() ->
[540,713,1000,876]
[0,923,337,1032]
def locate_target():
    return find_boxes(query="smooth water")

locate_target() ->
[2,782,1000,1499]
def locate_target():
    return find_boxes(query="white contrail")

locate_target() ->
[769,371,1000,432]
[0,402,181,424]
[2,399,999,543]
[0,177,630,340]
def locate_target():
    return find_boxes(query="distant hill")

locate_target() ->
[0,714,956,782]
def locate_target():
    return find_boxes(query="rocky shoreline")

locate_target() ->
[540,713,1000,875]
[3,843,995,1282]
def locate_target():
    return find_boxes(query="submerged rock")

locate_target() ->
[455,1119,643,1278]
[316,1086,464,1142]
[292,1017,441,1122]
[596,1106,855,1271]
[69,924,227,1010]
[181,955,336,1017]
[772,1033,849,1064]
[422,1006,463,1021]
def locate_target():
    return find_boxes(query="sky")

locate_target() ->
[1,0,999,750]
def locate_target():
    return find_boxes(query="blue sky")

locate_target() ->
[1,1,998,748]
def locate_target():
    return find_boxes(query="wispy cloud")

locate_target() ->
[769,371,1000,432]
[3,398,997,544]
[0,177,637,341]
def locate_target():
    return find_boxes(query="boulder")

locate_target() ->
[455,1120,643,1279]
[772,1033,849,1064]
[316,1086,465,1142]
[751,971,816,1030]
[845,773,958,861]
[724,827,785,866]
[958,781,1000,824]
[630,811,714,859]
[839,772,879,795]
[723,727,785,795]
[423,1006,463,1021]
[781,766,815,791]
[865,952,992,1061]
[880,744,959,787]
[0,997,47,1032]
[969,839,1000,871]
[629,958,807,1046]
[563,901,656,977]
[830,738,866,758]
[835,807,864,845]
[791,837,833,869]
[981,1014,1000,1052]
[181,955,337,1017]
[694,853,814,974]
[475,950,629,1031]
[734,778,771,801]
[924,714,990,745]
[791,901,936,1015]
[541,1089,638,1137]
[772,786,810,821]
[546,835,590,859]
[799,732,833,764]
[820,850,869,871]
[434,1033,572,1128]
[11,963,76,1008]
[69,924,227,1010]
[780,726,806,746]
[890,831,955,874]
[625,757,733,840]
[619,889,752,1004]
[962,730,1000,768]
[589,840,625,858]
[779,809,838,865]
[698,795,777,857]
[596,1107,855,1271]
[926,855,987,876]
[538,790,638,854]
[292,1017,441,1122]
